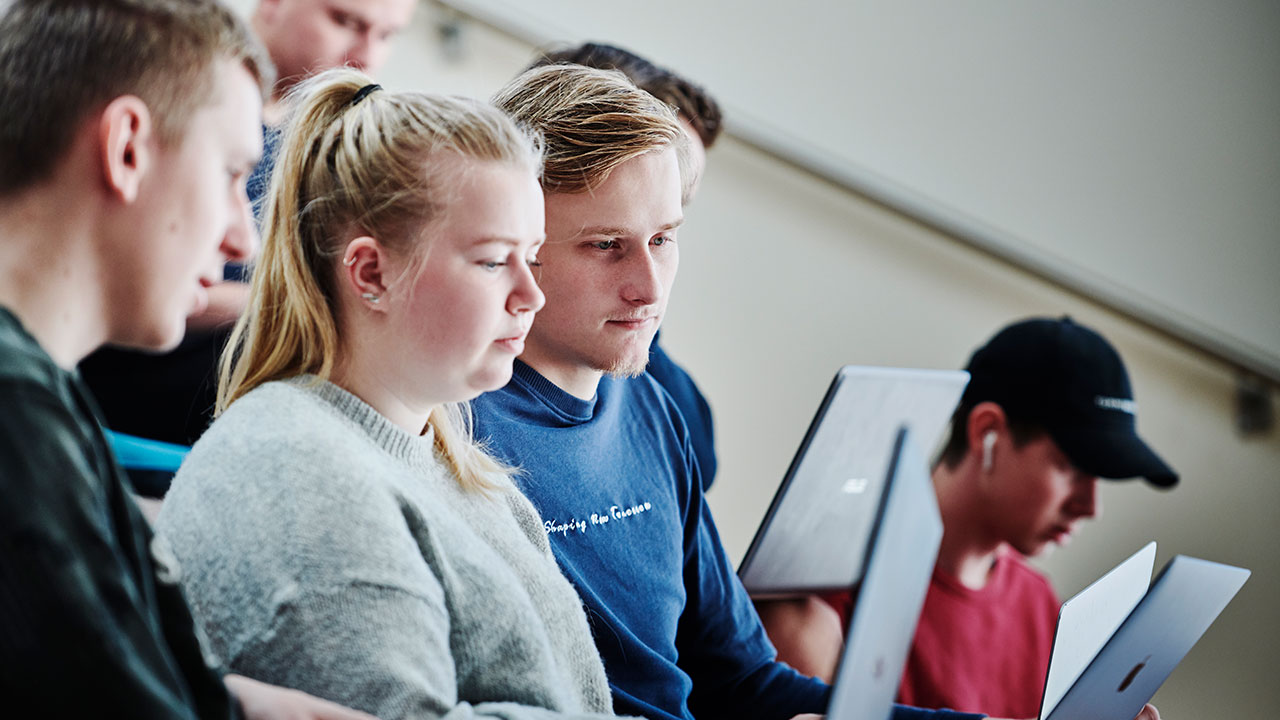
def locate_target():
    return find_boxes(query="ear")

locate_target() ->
[98,95,153,204]
[966,402,1007,472]
[340,236,393,311]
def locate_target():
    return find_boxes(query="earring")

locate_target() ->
[361,292,381,304]
[342,256,357,267]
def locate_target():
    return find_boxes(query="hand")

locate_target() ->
[224,674,379,720]
[1134,703,1160,720]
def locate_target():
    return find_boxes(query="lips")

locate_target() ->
[495,327,530,353]
[606,315,657,330]
[191,280,211,315]
[1049,525,1075,546]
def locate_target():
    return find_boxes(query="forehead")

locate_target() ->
[433,157,544,235]
[282,0,416,29]
[178,60,264,161]
[545,149,682,236]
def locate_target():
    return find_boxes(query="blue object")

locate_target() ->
[107,430,190,472]
[647,332,718,491]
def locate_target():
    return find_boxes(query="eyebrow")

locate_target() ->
[577,218,684,238]
[470,235,546,247]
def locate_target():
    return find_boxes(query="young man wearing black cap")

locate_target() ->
[895,316,1176,717]
[763,317,1171,720]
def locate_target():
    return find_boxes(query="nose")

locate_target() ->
[222,186,257,264]
[1069,475,1101,520]
[346,36,375,73]
[508,260,545,315]
[621,245,663,306]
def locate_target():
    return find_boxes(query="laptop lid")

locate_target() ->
[739,365,967,594]
[1039,542,1157,719]
[828,427,943,720]
[1045,555,1249,720]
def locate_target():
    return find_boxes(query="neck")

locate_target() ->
[932,459,1005,590]
[0,190,108,368]
[517,345,602,400]
[330,325,433,436]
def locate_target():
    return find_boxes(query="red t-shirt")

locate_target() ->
[897,551,1060,717]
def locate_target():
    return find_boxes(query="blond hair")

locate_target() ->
[220,68,542,491]
[0,0,273,195]
[494,65,687,195]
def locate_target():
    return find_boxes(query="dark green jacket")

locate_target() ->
[0,306,237,719]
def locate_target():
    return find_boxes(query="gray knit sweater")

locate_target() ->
[155,377,618,720]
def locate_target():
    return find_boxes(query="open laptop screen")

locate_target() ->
[739,365,966,594]
[828,426,943,720]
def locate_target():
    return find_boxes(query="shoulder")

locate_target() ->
[158,380,440,590]
[162,381,383,530]
[0,336,105,502]
[601,373,688,431]
[195,380,356,465]
[0,312,66,399]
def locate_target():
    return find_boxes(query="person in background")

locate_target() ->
[78,0,416,496]
[157,68,625,720]
[763,317,1172,720]
[0,2,375,717]
[532,42,723,491]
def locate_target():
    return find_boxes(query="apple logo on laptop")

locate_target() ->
[1117,655,1151,693]
[842,478,869,494]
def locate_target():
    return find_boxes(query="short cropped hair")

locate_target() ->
[532,42,722,149]
[494,64,685,195]
[0,0,273,195]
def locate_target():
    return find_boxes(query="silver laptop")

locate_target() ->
[738,365,968,594]
[1039,543,1157,719]
[828,426,943,720]
[1043,552,1249,720]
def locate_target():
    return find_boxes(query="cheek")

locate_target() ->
[659,254,679,291]
[299,22,349,61]
[531,265,577,305]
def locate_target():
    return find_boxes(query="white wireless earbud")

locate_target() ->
[981,430,997,472]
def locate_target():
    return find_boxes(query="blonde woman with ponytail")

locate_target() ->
[155,69,622,720]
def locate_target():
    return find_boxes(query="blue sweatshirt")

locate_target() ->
[471,361,982,720]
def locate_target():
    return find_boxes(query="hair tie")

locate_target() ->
[350,83,382,107]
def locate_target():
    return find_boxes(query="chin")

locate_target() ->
[600,348,650,379]
[468,365,515,396]
[1020,539,1055,558]
[119,317,185,354]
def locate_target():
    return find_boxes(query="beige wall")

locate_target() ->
[229,2,1278,714]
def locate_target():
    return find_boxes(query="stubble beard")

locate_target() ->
[600,338,653,379]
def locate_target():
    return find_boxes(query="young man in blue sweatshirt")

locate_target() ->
[530,42,724,492]
[471,64,985,720]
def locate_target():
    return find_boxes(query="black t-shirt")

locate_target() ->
[0,306,239,719]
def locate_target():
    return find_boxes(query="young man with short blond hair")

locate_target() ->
[472,64,988,720]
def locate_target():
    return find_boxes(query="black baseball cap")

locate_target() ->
[959,316,1178,487]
